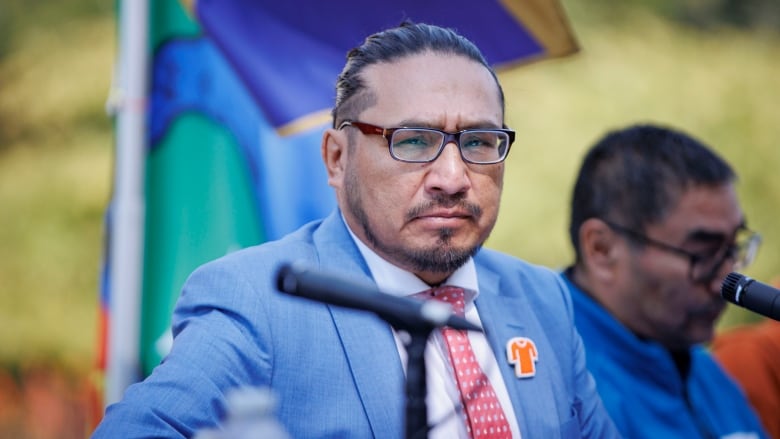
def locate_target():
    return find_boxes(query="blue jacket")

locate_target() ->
[92,211,619,438]
[562,272,767,439]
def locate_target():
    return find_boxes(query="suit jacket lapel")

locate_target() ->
[313,212,406,438]
[476,266,560,438]
[330,308,406,437]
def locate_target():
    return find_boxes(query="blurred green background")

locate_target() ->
[0,0,778,429]
[0,0,113,371]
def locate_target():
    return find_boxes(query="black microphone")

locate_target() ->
[275,262,483,332]
[721,272,780,321]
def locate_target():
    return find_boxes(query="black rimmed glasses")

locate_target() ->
[338,120,514,164]
[602,219,762,284]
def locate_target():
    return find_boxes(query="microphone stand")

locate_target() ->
[403,328,433,439]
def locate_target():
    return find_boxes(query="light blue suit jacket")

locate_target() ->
[93,211,619,438]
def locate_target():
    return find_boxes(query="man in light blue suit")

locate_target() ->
[94,22,619,438]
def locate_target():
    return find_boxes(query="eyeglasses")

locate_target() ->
[601,219,762,284]
[338,120,514,164]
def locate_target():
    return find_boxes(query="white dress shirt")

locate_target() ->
[347,224,521,439]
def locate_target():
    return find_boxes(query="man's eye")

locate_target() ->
[396,136,430,147]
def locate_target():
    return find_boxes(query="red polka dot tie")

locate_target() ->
[424,286,512,438]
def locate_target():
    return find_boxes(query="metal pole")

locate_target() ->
[105,0,149,406]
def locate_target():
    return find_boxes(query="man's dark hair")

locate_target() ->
[568,123,736,261]
[332,21,505,127]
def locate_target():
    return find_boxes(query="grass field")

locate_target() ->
[0,0,778,382]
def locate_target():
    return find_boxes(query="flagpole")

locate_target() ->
[105,0,149,406]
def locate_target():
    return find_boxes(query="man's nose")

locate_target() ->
[425,142,471,194]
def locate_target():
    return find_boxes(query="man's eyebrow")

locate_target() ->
[685,221,746,244]
[396,119,502,130]
[686,230,728,244]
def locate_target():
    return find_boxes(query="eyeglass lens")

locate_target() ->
[690,229,760,282]
[390,128,508,163]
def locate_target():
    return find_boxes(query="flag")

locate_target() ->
[98,0,579,416]
[140,1,337,379]
[194,0,578,131]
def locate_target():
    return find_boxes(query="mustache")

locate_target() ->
[405,195,483,222]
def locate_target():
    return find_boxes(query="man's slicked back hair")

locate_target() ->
[332,21,505,127]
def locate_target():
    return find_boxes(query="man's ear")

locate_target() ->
[578,218,622,282]
[322,127,347,188]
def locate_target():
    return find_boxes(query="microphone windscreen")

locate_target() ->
[721,272,744,302]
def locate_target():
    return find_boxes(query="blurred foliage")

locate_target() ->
[0,0,113,154]
[0,0,112,59]
[581,0,780,31]
[675,0,780,29]
[0,1,113,370]
[0,0,778,374]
